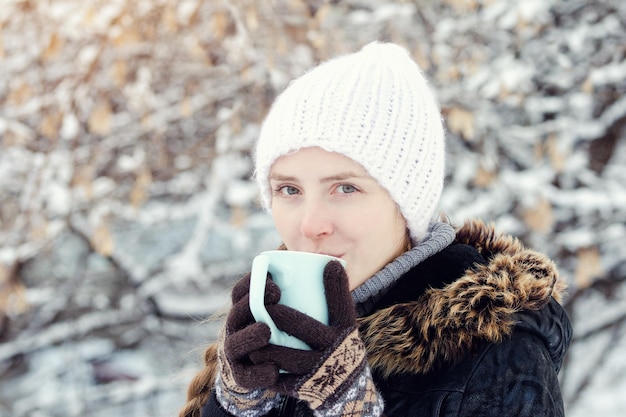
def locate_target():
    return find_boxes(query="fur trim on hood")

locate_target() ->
[358,219,568,378]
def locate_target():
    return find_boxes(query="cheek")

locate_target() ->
[361,205,406,261]
[271,205,298,243]
[361,205,403,239]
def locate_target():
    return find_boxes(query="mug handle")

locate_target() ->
[249,254,280,345]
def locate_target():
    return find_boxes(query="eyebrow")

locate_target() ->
[269,171,373,183]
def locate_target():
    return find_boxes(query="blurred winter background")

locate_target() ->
[0,0,624,415]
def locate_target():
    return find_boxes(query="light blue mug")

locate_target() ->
[249,250,347,350]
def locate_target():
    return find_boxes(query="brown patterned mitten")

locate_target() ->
[249,261,384,416]
[214,273,283,416]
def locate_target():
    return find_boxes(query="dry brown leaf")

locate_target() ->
[443,66,461,82]
[498,85,512,100]
[1,130,23,146]
[442,0,478,13]
[88,100,113,135]
[92,221,115,257]
[110,60,127,87]
[231,111,242,134]
[130,168,153,209]
[0,262,14,314]
[81,6,96,27]
[575,246,603,289]
[472,164,497,188]
[141,114,153,130]
[72,164,95,200]
[211,11,230,41]
[515,16,530,34]
[446,107,475,141]
[245,6,259,31]
[411,45,430,72]
[39,109,64,140]
[463,49,487,75]
[42,32,64,60]
[275,36,289,55]
[230,206,248,226]
[547,134,567,173]
[522,198,554,233]
[7,82,34,106]
[162,5,178,32]
[581,76,594,94]
[287,0,309,14]
[111,27,142,47]
[308,30,326,50]
[180,97,193,118]
[314,3,332,24]
[29,214,49,241]
[186,35,208,60]
[0,262,29,315]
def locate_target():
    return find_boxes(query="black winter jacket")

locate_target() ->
[203,220,572,417]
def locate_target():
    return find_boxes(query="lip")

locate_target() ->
[309,251,343,259]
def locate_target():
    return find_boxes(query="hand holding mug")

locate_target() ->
[221,252,383,415]
[249,261,384,414]
[214,273,283,415]
[249,251,346,350]
[221,272,281,389]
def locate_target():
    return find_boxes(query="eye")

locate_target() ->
[274,185,300,196]
[336,184,358,194]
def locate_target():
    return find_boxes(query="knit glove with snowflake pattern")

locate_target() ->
[249,261,385,417]
[214,273,283,417]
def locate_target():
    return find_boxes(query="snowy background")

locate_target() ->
[1,0,625,416]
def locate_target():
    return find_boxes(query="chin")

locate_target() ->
[347,270,365,291]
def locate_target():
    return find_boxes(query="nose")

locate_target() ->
[299,199,333,240]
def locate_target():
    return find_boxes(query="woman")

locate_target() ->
[180,42,572,417]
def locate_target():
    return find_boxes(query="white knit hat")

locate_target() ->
[254,42,445,243]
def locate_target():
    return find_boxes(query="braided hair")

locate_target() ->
[178,342,219,417]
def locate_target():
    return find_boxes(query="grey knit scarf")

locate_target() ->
[352,222,456,317]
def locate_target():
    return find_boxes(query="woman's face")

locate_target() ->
[269,147,408,290]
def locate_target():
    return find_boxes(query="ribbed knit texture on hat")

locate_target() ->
[255,42,445,242]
